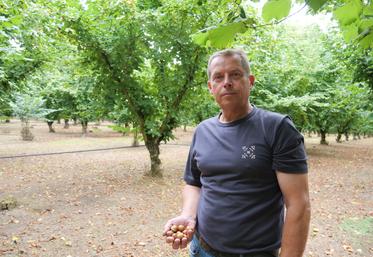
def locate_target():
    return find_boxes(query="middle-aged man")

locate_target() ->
[164,49,310,257]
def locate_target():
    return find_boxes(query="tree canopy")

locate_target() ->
[1,0,372,176]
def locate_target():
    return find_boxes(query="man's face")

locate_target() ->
[208,55,255,110]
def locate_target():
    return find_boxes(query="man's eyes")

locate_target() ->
[213,72,242,81]
[232,72,242,78]
[213,75,223,81]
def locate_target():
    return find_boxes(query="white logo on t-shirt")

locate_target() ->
[241,145,256,159]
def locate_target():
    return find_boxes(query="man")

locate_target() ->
[164,49,310,257]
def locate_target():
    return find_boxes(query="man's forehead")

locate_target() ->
[210,55,243,72]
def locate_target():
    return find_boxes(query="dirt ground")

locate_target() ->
[0,120,372,257]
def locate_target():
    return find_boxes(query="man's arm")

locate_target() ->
[163,184,201,249]
[181,184,201,219]
[276,172,311,257]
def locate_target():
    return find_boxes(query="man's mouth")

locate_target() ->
[221,92,236,97]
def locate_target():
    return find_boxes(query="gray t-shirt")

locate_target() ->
[184,106,307,254]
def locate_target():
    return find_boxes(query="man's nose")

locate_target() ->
[223,74,233,88]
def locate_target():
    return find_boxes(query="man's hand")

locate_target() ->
[163,215,196,249]
[163,184,200,249]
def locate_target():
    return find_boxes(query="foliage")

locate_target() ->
[352,50,373,91]
[190,0,258,48]
[179,84,220,126]
[0,0,54,115]
[1,0,372,164]
[9,91,54,122]
[235,24,327,133]
[266,93,327,132]
[191,0,373,49]
[0,0,77,123]
[9,90,55,140]
[330,83,367,138]
[262,0,373,48]
[262,0,291,22]
[59,0,226,175]
[192,20,249,48]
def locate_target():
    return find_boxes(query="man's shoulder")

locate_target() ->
[254,107,287,123]
[197,116,218,129]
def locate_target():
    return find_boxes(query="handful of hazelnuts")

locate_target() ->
[165,224,194,244]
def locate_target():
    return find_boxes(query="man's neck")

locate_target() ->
[219,104,252,123]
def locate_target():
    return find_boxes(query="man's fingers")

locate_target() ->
[163,220,174,235]
[186,229,194,241]
[172,238,181,249]
[180,237,188,248]
[166,237,174,244]
[164,216,195,249]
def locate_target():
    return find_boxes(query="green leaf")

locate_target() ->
[240,6,246,19]
[208,22,247,48]
[191,31,209,46]
[359,18,373,31]
[262,0,292,22]
[307,0,328,12]
[334,0,362,26]
[341,23,359,42]
[191,21,247,48]
[363,3,373,16]
[359,30,373,48]
[10,15,23,26]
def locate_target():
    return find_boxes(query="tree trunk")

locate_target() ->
[335,132,342,143]
[132,129,139,147]
[320,130,328,145]
[145,138,162,177]
[64,119,69,129]
[122,123,130,136]
[353,133,358,140]
[344,132,349,141]
[183,124,187,132]
[47,121,55,133]
[21,120,34,141]
[57,119,61,124]
[336,133,342,143]
[73,118,78,125]
[5,119,10,123]
[81,121,88,135]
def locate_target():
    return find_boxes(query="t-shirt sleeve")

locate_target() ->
[184,132,202,187]
[271,117,308,173]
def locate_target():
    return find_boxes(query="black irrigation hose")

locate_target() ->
[0,143,191,160]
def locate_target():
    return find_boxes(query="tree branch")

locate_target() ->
[157,48,202,143]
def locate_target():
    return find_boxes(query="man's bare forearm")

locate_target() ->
[181,184,201,219]
[280,202,311,257]
[276,172,310,257]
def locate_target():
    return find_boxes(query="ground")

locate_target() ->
[0,120,372,257]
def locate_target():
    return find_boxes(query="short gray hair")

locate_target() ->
[207,49,251,79]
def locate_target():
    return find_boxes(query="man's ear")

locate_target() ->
[208,81,214,94]
[249,75,255,88]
